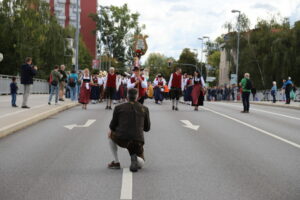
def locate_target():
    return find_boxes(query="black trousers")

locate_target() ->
[138,96,145,104]
[285,88,291,104]
[242,92,250,111]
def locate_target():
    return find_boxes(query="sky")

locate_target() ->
[98,0,300,62]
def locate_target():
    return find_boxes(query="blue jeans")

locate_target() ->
[49,85,59,103]
[69,86,77,101]
[11,93,17,106]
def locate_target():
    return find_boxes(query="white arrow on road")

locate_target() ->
[180,120,200,131]
[64,119,96,130]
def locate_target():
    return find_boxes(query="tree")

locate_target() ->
[90,4,145,72]
[177,48,198,75]
[144,53,172,81]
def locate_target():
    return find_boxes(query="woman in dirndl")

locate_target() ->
[191,71,206,111]
[90,73,100,104]
[79,68,91,109]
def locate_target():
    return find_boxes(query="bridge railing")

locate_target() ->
[0,74,49,95]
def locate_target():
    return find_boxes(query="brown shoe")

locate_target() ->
[108,161,121,169]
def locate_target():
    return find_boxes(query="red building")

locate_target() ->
[47,0,97,59]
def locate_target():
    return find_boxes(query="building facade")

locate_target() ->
[44,0,97,59]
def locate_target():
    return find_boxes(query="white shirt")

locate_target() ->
[168,73,184,91]
[127,75,147,89]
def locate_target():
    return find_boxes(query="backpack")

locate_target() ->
[68,77,76,87]
[245,79,252,90]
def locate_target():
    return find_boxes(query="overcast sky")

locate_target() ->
[98,0,300,62]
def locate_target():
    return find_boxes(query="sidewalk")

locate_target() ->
[0,94,78,139]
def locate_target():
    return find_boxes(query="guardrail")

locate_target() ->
[255,89,300,102]
[0,74,49,95]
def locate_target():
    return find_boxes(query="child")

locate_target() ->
[10,77,18,107]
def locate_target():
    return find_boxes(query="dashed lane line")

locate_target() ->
[120,168,133,200]
[203,107,300,150]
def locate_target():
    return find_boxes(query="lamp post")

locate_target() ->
[198,36,209,75]
[232,9,241,101]
[75,0,80,72]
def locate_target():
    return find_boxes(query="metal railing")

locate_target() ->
[0,74,49,95]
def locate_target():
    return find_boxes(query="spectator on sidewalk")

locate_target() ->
[67,70,78,102]
[271,81,277,103]
[251,86,257,101]
[240,73,252,113]
[10,77,18,107]
[59,65,67,101]
[107,88,151,172]
[282,77,293,104]
[20,57,37,109]
[48,65,62,105]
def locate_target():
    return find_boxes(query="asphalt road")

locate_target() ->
[0,100,299,200]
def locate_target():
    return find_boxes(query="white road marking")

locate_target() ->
[203,107,300,149]
[180,120,200,131]
[64,119,96,130]
[210,102,300,121]
[0,105,45,119]
[120,168,133,200]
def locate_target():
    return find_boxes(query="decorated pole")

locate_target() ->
[132,34,148,68]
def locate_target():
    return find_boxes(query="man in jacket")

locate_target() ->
[20,57,37,108]
[108,88,151,172]
[283,77,293,104]
[240,73,251,113]
[59,65,67,101]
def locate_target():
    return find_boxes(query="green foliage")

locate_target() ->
[0,0,91,78]
[144,53,172,81]
[221,14,300,89]
[90,4,145,72]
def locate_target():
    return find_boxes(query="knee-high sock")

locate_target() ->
[109,99,112,107]
[109,139,119,163]
[106,98,109,106]
[176,100,179,107]
[172,99,175,106]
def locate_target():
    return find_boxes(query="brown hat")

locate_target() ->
[132,67,140,71]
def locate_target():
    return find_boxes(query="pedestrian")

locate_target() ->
[147,82,154,99]
[10,77,18,107]
[104,67,118,110]
[191,71,206,111]
[271,81,277,103]
[48,65,62,105]
[251,86,257,101]
[79,68,91,110]
[107,88,151,172]
[67,70,78,102]
[282,77,293,104]
[168,68,184,111]
[153,74,166,104]
[20,57,37,109]
[184,75,193,103]
[128,67,147,105]
[90,73,100,104]
[240,73,252,113]
[58,65,67,101]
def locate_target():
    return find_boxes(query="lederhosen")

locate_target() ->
[106,73,116,100]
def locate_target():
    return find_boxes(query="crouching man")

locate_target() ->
[108,88,151,172]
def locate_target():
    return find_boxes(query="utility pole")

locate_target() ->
[198,36,209,75]
[232,9,241,101]
[75,0,80,72]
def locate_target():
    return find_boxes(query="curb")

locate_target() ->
[0,103,79,139]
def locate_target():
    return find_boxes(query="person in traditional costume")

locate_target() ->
[168,68,184,111]
[79,68,91,110]
[98,72,105,102]
[191,71,206,111]
[90,73,100,104]
[184,75,193,104]
[104,67,118,110]
[153,74,166,104]
[127,67,147,104]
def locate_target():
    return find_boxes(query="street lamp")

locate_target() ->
[232,9,241,101]
[75,0,80,72]
[198,36,209,75]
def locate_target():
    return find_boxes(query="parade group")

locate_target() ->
[48,65,207,111]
